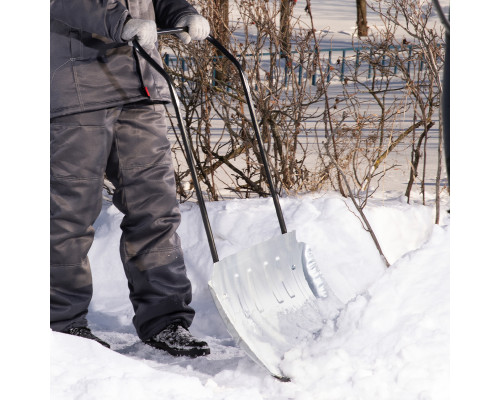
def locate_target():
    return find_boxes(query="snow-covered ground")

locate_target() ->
[48,192,450,400]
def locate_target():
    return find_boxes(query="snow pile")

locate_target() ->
[281,223,449,400]
[51,192,449,399]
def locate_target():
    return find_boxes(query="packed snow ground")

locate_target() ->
[51,192,449,400]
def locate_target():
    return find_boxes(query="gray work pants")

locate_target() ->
[50,102,195,340]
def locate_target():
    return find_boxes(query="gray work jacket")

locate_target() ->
[50,0,197,118]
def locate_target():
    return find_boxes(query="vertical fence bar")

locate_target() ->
[164,54,170,67]
[284,60,288,86]
[340,49,346,82]
[368,49,373,79]
[181,58,186,82]
[212,57,216,86]
[327,50,332,82]
[311,47,318,86]
[355,49,360,79]
[298,64,303,85]
[407,45,412,73]
[394,48,398,75]
[269,53,273,87]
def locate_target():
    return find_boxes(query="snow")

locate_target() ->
[281,222,449,400]
[50,192,450,399]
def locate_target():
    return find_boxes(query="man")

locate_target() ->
[50,0,211,357]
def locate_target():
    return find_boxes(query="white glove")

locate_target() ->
[175,14,210,44]
[121,18,158,50]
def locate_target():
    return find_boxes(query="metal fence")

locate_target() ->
[163,44,428,88]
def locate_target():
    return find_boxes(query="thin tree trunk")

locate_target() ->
[211,0,229,45]
[211,0,230,84]
[356,0,368,37]
[280,0,292,58]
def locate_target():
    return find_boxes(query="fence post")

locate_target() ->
[368,49,373,79]
[311,47,319,86]
[284,60,288,86]
[164,54,170,67]
[212,58,217,86]
[355,49,360,79]
[394,48,398,74]
[327,50,332,82]
[340,49,346,82]
[407,45,412,73]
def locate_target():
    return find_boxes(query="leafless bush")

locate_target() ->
[125,0,445,213]
[367,0,446,220]
[159,0,333,201]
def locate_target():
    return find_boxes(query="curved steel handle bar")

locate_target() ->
[133,28,288,262]
[157,28,287,235]
[204,34,288,236]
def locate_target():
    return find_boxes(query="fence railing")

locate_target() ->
[163,44,428,89]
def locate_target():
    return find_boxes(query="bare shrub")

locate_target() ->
[100,1,447,263]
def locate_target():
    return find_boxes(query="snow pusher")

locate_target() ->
[133,28,335,381]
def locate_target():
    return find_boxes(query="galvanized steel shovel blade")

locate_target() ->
[208,231,330,380]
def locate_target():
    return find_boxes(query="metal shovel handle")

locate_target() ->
[204,34,288,236]
[132,28,288,264]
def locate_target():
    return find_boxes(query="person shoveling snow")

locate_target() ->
[50,0,211,358]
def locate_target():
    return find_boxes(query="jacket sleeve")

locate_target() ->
[50,0,129,42]
[152,0,198,28]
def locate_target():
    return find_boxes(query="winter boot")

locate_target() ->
[63,327,111,348]
[144,323,210,357]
